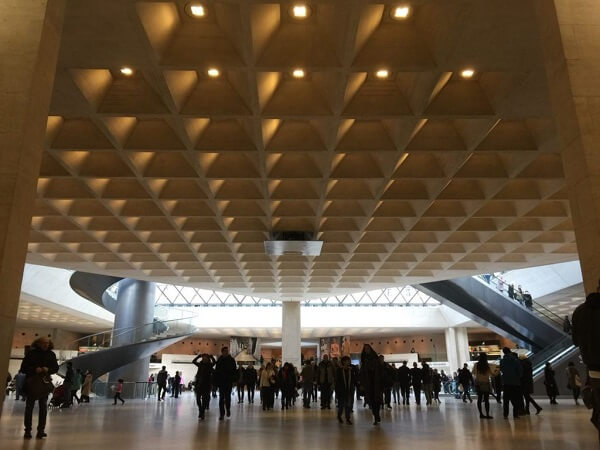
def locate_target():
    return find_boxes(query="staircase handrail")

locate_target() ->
[72,315,197,348]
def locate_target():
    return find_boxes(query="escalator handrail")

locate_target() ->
[474,274,566,328]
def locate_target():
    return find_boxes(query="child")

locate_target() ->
[113,379,125,405]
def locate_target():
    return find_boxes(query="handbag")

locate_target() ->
[26,374,54,399]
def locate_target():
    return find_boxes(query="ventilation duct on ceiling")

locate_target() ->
[264,231,322,256]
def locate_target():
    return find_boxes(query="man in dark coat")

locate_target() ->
[499,347,523,420]
[397,361,412,405]
[359,344,384,425]
[243,363,257,404]
[236,362,246,404]
[192,353,215,420]
[335,356,357,424]
[300,360,314,408]
[572,291,600,443]
[458,363,474,403]
[318,355,335,409]
[381,356,394,409]
[409,362,423,405]
[20,337,58,439]
[215,347,237,420]
[156,366,168,401]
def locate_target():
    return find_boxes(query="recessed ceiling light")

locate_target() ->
[392,5,410,19]
[292,4,309,18]
[460,68,475,78]
[190,4,205,17]
[120,67,134,76]
[292,68,305,78]
[207,68,220,78]
[375,69,389,79]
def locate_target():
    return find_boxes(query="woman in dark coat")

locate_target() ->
[20,337,58,439]
[192,353,215,420]
[520,355,542,414]
[544,362,559,404]
[359,344,384,425]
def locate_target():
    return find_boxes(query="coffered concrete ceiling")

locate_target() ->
[27,0,577,300]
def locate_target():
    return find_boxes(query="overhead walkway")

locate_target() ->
[417,275,575,377]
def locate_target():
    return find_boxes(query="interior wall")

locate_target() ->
[11,327,83,351]
[155,338,230,358]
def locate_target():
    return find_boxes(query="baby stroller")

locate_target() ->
[48,383,66,409]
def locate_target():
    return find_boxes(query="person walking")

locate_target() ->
[422,362,433,406]
[156,366,168,401]
[335,356,357,425]
[259,362,275,411]
[236,362,246,404]
[472,353,494,419]
[520,354,542,415]
[572,290,600,444]
[300,360,314,408]
[398,361,412,405]
[359,344,384,425]
[544,362,559,404]
[281,363,297,410]
[432,368,442,404]
[20,337,58,439]
[215,347,237,420]
[192,353,216,420]
[382,357,394,409]
[391,364,401,404]
[458,363,474,403]
[244,363,257,404]
[172,371,181,398]
[508,283,515,300]
[499,347,522,420]
[566,361,582,405]
[112,378,125,405]
[61,362,74,408]
[80,370,92,403]
[410,362,423,406]
[318,355,335,410]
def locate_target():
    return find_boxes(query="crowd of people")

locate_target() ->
[9,288,600,444]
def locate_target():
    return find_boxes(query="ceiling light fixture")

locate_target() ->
[207,68,220,78]
[460,68,475,78]
[190,4,205,17]
[376,69,389,79]
[392,5,410,19]
[292,68,305,78]
[120,67,134,76]
[292,4,309,18]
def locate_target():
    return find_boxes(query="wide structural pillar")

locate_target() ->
[281,301,301,369]
[444,327,470,373]
[0,0,65,414]
[108,279,155,384]
[534,0,600,294]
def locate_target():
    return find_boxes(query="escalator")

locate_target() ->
[417,276,576,376]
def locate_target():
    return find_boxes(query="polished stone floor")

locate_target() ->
[1,394,597,450]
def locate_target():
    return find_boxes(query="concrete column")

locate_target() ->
[455,327,471,367]
[281,301,301,369]
[534,0,600,293]
[444,327,470,373]
[108,279,155,383]
[0,0,65,413]
[444,328,459,373]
